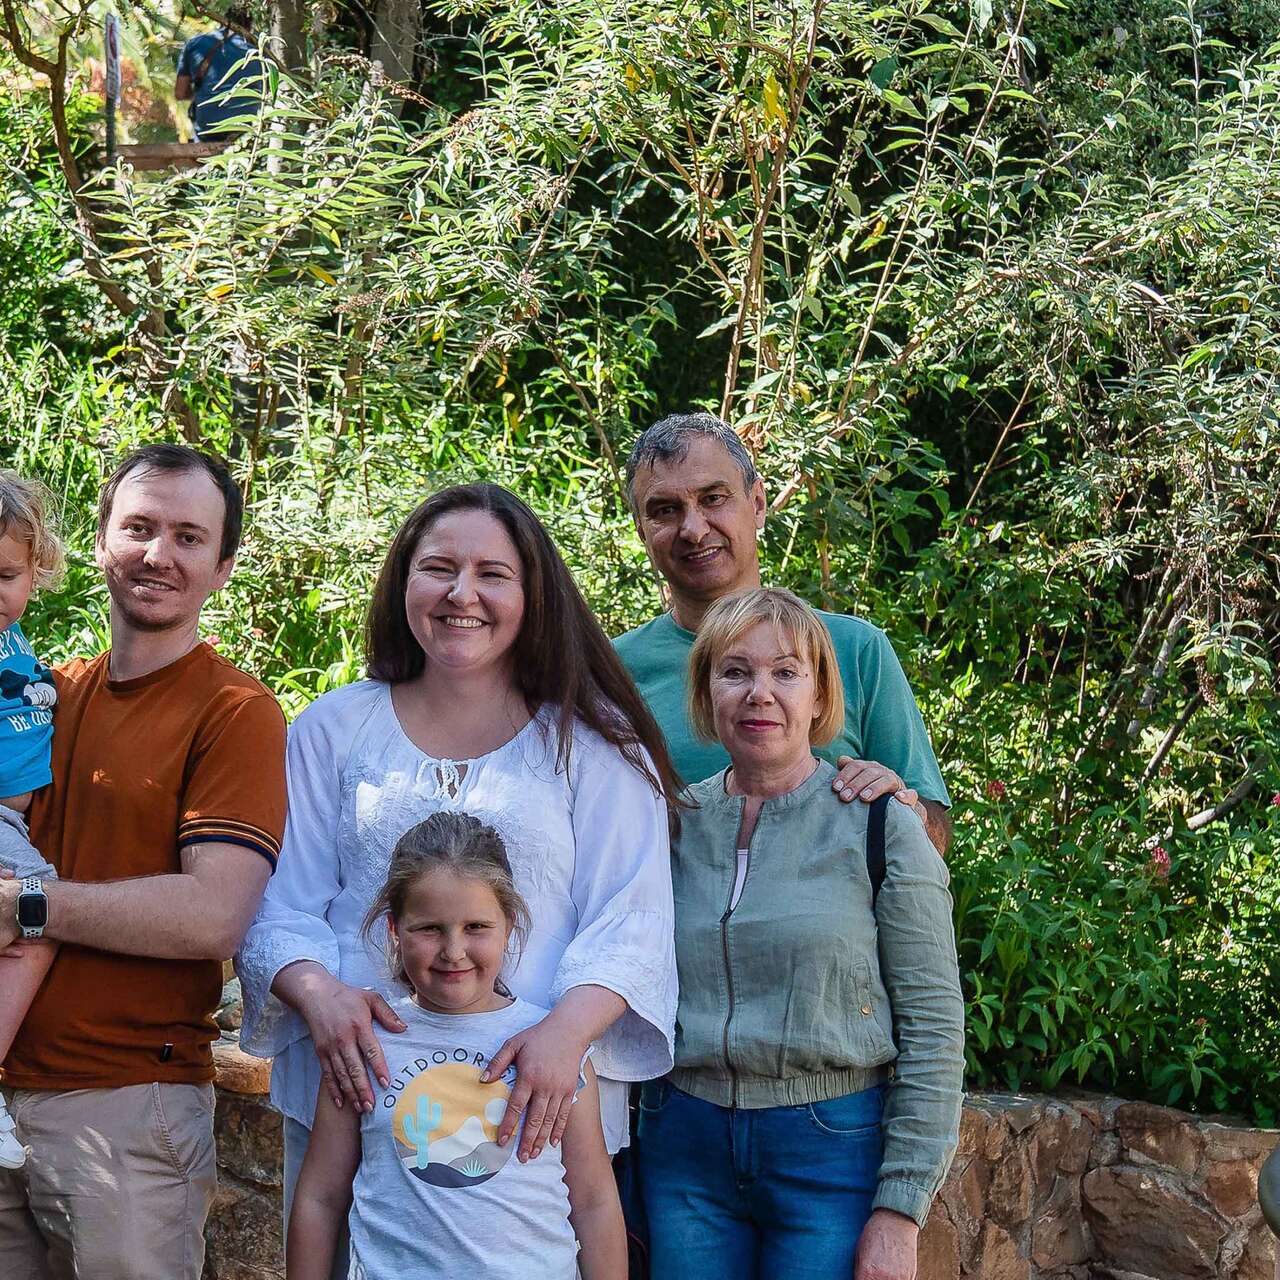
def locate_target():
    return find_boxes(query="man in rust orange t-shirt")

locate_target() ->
[0,444,286,1280]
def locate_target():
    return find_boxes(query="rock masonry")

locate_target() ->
[921,1093,1277,1280]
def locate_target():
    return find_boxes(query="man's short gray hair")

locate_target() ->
[625,412,758,510]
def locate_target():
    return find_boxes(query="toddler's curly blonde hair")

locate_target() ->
[0,471,65,590]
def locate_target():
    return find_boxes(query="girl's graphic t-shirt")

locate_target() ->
[348,996,580,1280]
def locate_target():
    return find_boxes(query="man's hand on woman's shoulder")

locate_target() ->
[831,757,926,827]
[832,756,951,857]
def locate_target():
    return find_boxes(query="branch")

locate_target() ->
[1140,693,1202,783]
[1126,592,1193,736]
[720,0,826,418]
[1185,769,1258,832]
[668,120,732,286]
[525,137,594,269]
[1,0,58,79]
[753,94,871,450]
[826,14,980,431]
[962,382,1031,515]
[769,273,996,512]
[1001,4,1072,183]
[961,2,1019,166]
[1073,562,1188,762]
[534,324,624,496]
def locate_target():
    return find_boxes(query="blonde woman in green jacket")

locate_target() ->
[638,587,964,1280]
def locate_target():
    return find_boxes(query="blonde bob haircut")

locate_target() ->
[688,587,845,748]
[0,471,64,591]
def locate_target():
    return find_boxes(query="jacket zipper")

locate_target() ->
[719,819,752,1110]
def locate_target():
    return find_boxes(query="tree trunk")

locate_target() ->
[370,0,421,97]
[269,0,310,70]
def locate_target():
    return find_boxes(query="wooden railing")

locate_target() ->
[113,142,229,171]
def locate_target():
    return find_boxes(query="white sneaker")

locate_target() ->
[0,1094,27,1170]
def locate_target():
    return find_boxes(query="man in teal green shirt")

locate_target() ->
[614,412,952,854]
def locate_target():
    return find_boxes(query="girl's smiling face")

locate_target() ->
[0,530,35,633]
[389,869,514,1015]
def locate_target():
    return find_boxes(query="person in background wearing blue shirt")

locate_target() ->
[175,6,266,142]
[614,412,953,855]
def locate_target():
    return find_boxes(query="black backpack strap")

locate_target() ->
[866,793,890,908]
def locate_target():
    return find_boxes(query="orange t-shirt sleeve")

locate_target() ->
[178,689,287,869]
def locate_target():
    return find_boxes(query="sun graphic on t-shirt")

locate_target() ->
[392,1063,516,1188]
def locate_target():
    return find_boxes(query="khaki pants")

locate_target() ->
[0,1082,217,1280]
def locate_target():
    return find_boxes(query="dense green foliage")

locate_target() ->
[0,73,102,353]
[2,0,1278,1120]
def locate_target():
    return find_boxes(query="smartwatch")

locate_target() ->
[16,877,48,940]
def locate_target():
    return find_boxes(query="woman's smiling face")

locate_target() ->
[709,621,821,772]
[404,509,526,678]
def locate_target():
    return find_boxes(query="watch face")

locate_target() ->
[17,892,48,929]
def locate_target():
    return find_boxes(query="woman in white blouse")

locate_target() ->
[237,483,680,1271]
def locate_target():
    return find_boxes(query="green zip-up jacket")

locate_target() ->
[669,760,965,1227]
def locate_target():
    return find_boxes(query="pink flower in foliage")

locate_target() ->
[1148,846,1171,878]
[1272,792,1280,807]
[985,779,1007,800]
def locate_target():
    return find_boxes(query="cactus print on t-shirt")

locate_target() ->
[390,1053,518,1187]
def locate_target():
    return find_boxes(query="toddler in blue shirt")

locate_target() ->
[0,472,62,1170]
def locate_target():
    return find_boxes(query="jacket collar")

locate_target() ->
[693,757,837,814]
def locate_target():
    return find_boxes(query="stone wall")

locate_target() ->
[921,1093,1277,1280]
[203,1040,1279,1280]
[206,1038,283,1280]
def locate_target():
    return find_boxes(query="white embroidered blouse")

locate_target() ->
[236,680,676,1151]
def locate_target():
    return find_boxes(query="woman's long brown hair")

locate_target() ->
[365,482,682,805]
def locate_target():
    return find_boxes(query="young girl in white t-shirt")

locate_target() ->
[286,811,626,1280]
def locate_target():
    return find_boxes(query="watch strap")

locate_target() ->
[18,876,47,940]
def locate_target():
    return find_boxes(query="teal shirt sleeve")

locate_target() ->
[831,619,950,807]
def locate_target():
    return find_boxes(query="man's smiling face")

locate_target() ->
[95,467,233,635]
[631,435,766,618]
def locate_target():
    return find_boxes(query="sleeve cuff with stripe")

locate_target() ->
[179,817,281,870]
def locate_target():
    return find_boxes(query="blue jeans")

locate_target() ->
[637,1080,885,1280]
